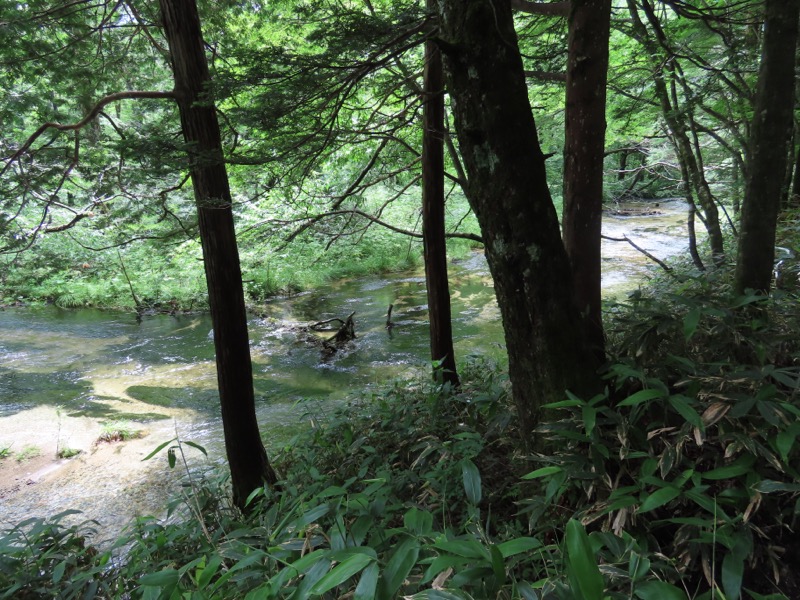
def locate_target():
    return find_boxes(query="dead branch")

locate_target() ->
[602,234,674,274]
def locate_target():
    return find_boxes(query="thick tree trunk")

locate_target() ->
[562,0,611,361]
[436,0,602,440]
[735,0,799,294]
[422,10,459,388]
[159,0,277,509]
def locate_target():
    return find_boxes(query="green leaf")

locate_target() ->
[404,507,433,535]
[752,479,800,493]
[582,405,597,436]
[683,307,701,340]
[378,537,420,600]
[432,539,490,560]
[565,519,604,600]
[633,580,687,600]
[628,552,650,581]
[167,447,176,468]
[354,562,379,600]
[617,388,664,407]
[310,552,375,596]
[776,429,796,463]
[701,454,755,480]
[521,466,562,480]
[496,536,542,558]
[196,553,223,589]
[722,551,744,600]
[668,395,703,428]
[139,568,180,587]
[52,560,66,584]
[182,440,207,456]
[461,459,482,505]
[141,438,177,461]
[639,487,680,513]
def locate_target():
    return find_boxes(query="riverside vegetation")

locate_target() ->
[1,219,799,599]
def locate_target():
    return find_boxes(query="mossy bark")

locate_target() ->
[436,0,602,440]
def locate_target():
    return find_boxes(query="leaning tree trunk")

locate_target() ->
[422,7,459,388]
[159,0,277,509]
[735,0,799,294]
[562,0,611,361]
[436,0,602,441]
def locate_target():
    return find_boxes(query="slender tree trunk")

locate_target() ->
[788,140,800,209]
[436,0,602,441]
[159,0,277,509]
[422,6,459,388]
[628,0,725,264]
[735,0,799,294]
[562,0,611,361]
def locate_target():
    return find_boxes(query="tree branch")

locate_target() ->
[601,234,674,273]
[2,90,175,176]
[511,0,569,16]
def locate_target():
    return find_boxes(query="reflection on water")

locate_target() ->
[0,199,692,534]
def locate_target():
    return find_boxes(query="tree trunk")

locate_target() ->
[562,0,611,361]
[735,0,799,294]
[422,6,460,388]
[159,0,277,509]
[628,0,726,264]
[436,0,602,440]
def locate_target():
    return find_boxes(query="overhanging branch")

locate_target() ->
[2,90,175,176]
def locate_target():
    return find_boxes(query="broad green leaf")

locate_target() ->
[139,568,180,587]
[182,440,207,456]
[141,438,177,462]
[628,552,650,581]
[461,459,482,505]
[196,553,223,589]
[565,519,604,600]
[722,551,744,600]
[496,536,542,558]
[617,388,664,407]
[668,395,703,428]
[776,429,796,463]
[701,454,755,480]
[752,479,800,493]
[633,580,687,600]
[310,552,374,595]
[683,307,701,340]
[521,466,562,480]
[296,504,331,527]
[639,487,680,513]
[432,539,490,560]
[353,562,379,600]
[582,405,597,436]
[52,561,66,584]
[404,507,433,535]
[378,537,420,600]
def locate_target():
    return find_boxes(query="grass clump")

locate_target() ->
[14,445,41,463]
[0,444,10,460]
[96,421,144,444]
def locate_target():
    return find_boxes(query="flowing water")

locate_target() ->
[0,200,693,541]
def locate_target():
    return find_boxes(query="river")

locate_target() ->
[0,200,692,542]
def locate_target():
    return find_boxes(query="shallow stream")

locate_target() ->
[0,200,693,540]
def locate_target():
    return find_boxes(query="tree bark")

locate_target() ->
[159,0,277,509]
[562,0,611,361]
[436,0,602,440]
[422,5,460,388]
[735,0,799,294]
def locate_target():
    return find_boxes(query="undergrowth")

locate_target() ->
[2,273,799,599]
